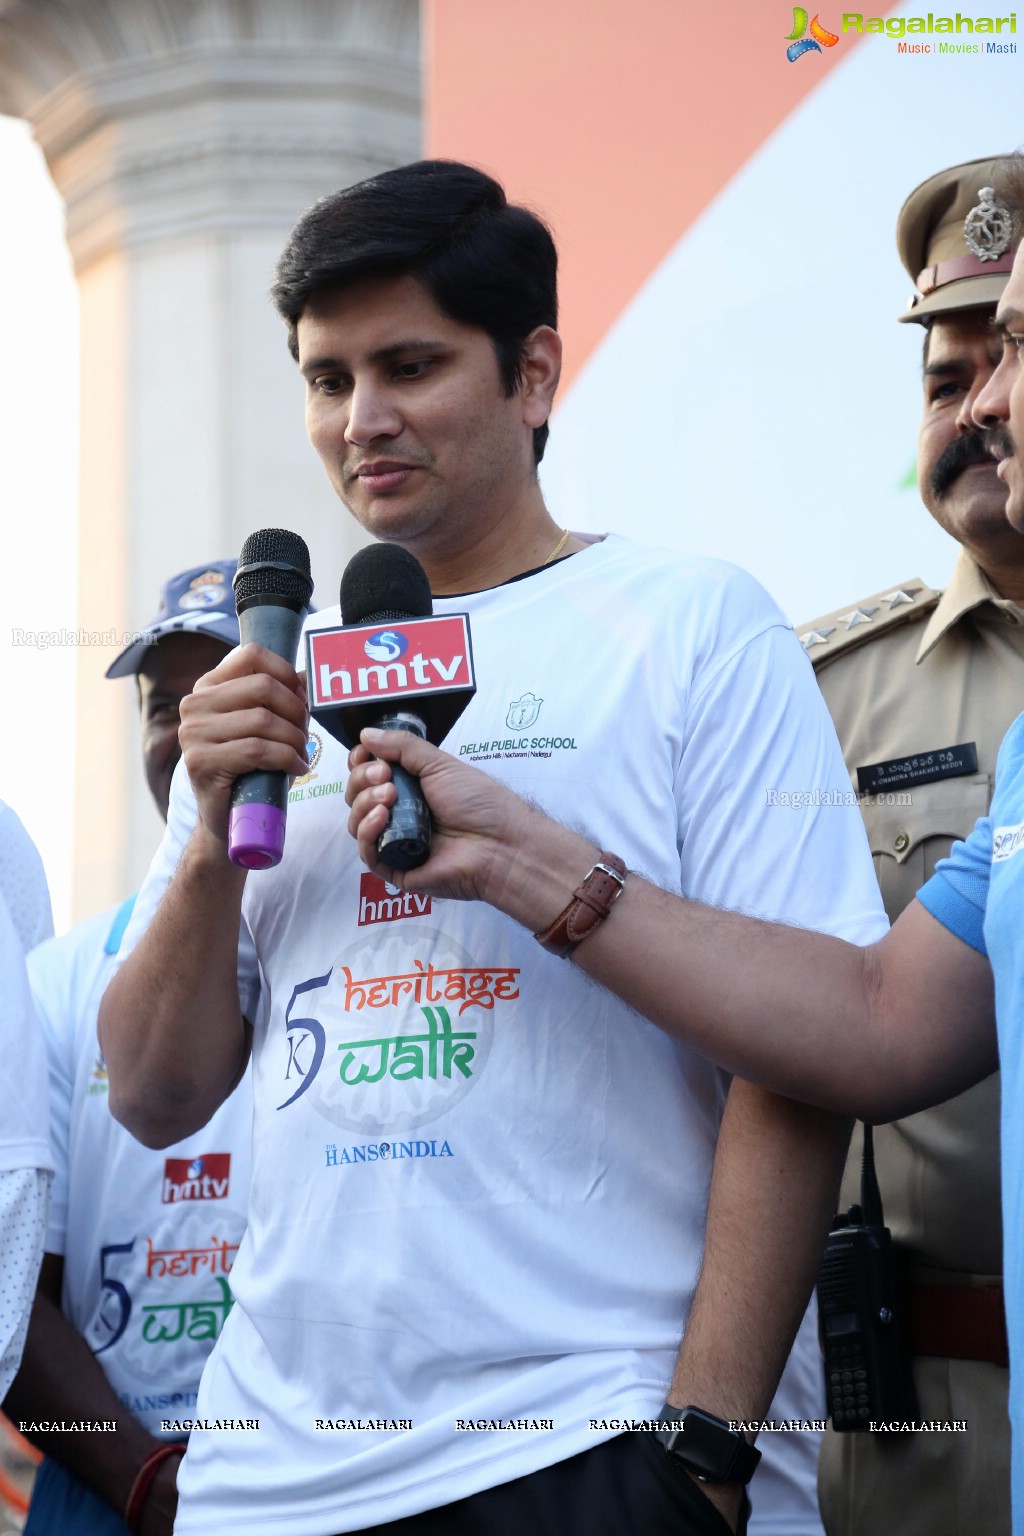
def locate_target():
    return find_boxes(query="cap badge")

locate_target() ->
[964,187,1013,263]
[180,570,227,610]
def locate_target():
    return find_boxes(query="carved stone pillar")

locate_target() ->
[0,0,420,916]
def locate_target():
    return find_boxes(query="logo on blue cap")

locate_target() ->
[179,570,229,611]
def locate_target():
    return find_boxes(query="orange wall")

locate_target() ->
[425,0,872,392]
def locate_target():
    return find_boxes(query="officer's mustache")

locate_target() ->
[930,431,998,500]
[981,424,1016,465]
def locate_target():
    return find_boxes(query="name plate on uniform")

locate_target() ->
[856,741,978,795]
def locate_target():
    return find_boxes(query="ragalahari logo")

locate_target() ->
[785,7,840,58]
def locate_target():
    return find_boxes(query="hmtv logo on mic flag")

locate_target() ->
[306,614,477,750]
[308,615,474,708]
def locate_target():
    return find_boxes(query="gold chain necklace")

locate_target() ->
[543,528,571,565]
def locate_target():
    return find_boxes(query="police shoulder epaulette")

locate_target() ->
[797,579,940,670]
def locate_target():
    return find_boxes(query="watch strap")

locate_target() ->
[534,852,627,957]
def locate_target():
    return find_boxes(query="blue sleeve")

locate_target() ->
[917,813,992,958]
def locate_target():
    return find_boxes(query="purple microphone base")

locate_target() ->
[228,804,287,870]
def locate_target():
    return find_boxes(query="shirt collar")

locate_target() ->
[916,547,1024,662]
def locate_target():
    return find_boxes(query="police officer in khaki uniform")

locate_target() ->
[810,157,1023,1536]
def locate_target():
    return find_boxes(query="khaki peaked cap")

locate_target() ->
[897,154,1018,324]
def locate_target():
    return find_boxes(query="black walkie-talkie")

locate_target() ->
[816,1125,917,1430]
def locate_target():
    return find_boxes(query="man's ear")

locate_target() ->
[519,326,562,430]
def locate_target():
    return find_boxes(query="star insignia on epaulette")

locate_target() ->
[840,605,879,629]
[801,626,836,650]
[879,588,921,610]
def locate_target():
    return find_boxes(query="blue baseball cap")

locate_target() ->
[105,560,241,679]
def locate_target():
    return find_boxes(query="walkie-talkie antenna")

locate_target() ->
[860,1123,884,1231]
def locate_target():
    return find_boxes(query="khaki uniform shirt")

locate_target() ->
[805,551,1024,1536]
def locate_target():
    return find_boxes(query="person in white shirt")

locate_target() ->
[5,562,252,1536]
[0,808,53,1398]
[99,161,886,1536]
[0,801,53,957]
[339,175,1024,1536]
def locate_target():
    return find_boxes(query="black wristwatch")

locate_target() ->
[653,1404,762,1485]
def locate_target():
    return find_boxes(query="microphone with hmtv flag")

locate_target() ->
[306,544,476,870]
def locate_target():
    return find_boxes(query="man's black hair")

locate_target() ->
[272,160,558,464]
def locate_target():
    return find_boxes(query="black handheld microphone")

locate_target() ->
[305,543,476,872]
[228,527,313,870]
[340,545,434,871]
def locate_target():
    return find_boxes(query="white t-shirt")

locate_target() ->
[0,800,53,957]
[28,899,253,1435]
[0,891,52,1178]
[0,808,53,1398]
[120,535,886,1536]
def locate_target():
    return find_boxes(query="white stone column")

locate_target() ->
[0,0,421,917]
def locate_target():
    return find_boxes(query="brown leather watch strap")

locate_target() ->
[534,852,627,958]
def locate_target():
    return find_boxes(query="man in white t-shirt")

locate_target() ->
[5,562,251,1536]
[344,184,1024,1535]
[98,161,886,1536]
[0,803,53,1399]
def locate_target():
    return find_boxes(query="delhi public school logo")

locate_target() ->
[506,692,543,732]
[785,7,839,58]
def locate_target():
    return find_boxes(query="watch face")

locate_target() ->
[659,1406,759,1484]
[674,1409,735,1479]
